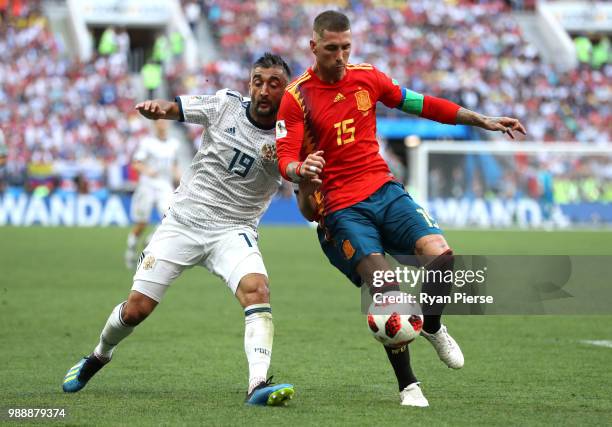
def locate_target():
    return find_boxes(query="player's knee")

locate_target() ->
[122,292,157,326]
[415,234,451,257]
[236,274,270,307]
[425,248,454,272]
[122,302,151,326]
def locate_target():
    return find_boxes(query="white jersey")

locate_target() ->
[133,135,180,191]
[169,89,281,230]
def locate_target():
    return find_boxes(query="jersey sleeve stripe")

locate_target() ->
[397,88,424,115]
[175,96,185,122]
[287,74,313,112]
[226,90,243,100]
[302,126,316,157]
[286,73,312,92]
[288,85,317,156]
[288,86,306,111]
[286,71,310,89]
[347,63,374,70]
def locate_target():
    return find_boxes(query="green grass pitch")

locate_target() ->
[1,227,611,425]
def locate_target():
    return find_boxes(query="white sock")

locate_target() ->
[244,303,273,394]
[127,233,138,250]
[93,302,135,361]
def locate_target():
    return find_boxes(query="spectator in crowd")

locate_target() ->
[141,60,163,100]
[152,33,170,65]
[98,26,118,56]
[184,0,202,33]
[170,30,185,61]
[591,36,610,70]
[116,27,131,60]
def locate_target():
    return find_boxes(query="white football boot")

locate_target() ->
[421,324,464,369]
[400,383,429,407]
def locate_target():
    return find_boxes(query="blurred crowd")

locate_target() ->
[0,2,160,193]
[429,154,612,204]
[1,0,611,202]
[172,0,610,144]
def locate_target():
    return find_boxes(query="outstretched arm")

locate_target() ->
[376,68,527,140]
[135,99,181,121]
[388,84,526,139]
[455,108,527,139]
[399,92,526,139]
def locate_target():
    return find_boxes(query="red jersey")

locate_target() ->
[276,64,403,215]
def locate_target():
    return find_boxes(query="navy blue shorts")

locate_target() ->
[317,226,362,286]
[321,181,442,286]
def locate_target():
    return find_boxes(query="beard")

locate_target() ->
[254,101,277,117]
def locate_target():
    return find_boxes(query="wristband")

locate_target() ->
[295,162,304,177]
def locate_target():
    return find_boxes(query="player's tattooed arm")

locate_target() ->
[135,99,181,121]
[456,108,527,140]
[286,162,302,182]
[286,151,326,184]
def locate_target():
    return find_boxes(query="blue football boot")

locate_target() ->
[245,377,294,406]
[62,354,107,393]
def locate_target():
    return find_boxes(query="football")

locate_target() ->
[367,312,423,348]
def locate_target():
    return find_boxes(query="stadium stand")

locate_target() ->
[0,1,147,192]
[0,0,610,207]
[181,0,609,144]
[170,0,612,208]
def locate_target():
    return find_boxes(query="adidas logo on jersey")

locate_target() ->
[333,93,346,103]
[224,127,236,135]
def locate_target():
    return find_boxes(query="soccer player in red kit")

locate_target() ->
[276,10,526,407]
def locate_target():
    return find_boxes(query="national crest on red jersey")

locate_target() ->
[355,89,372,111]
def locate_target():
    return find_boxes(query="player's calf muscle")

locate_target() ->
[236,274,270,307]
[122,291,158,326]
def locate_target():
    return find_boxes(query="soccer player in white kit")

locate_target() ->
[62,54,295,406]
[125,119,180,269]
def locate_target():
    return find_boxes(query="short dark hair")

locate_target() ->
[313,10,350,37]
[252,53,291,78]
